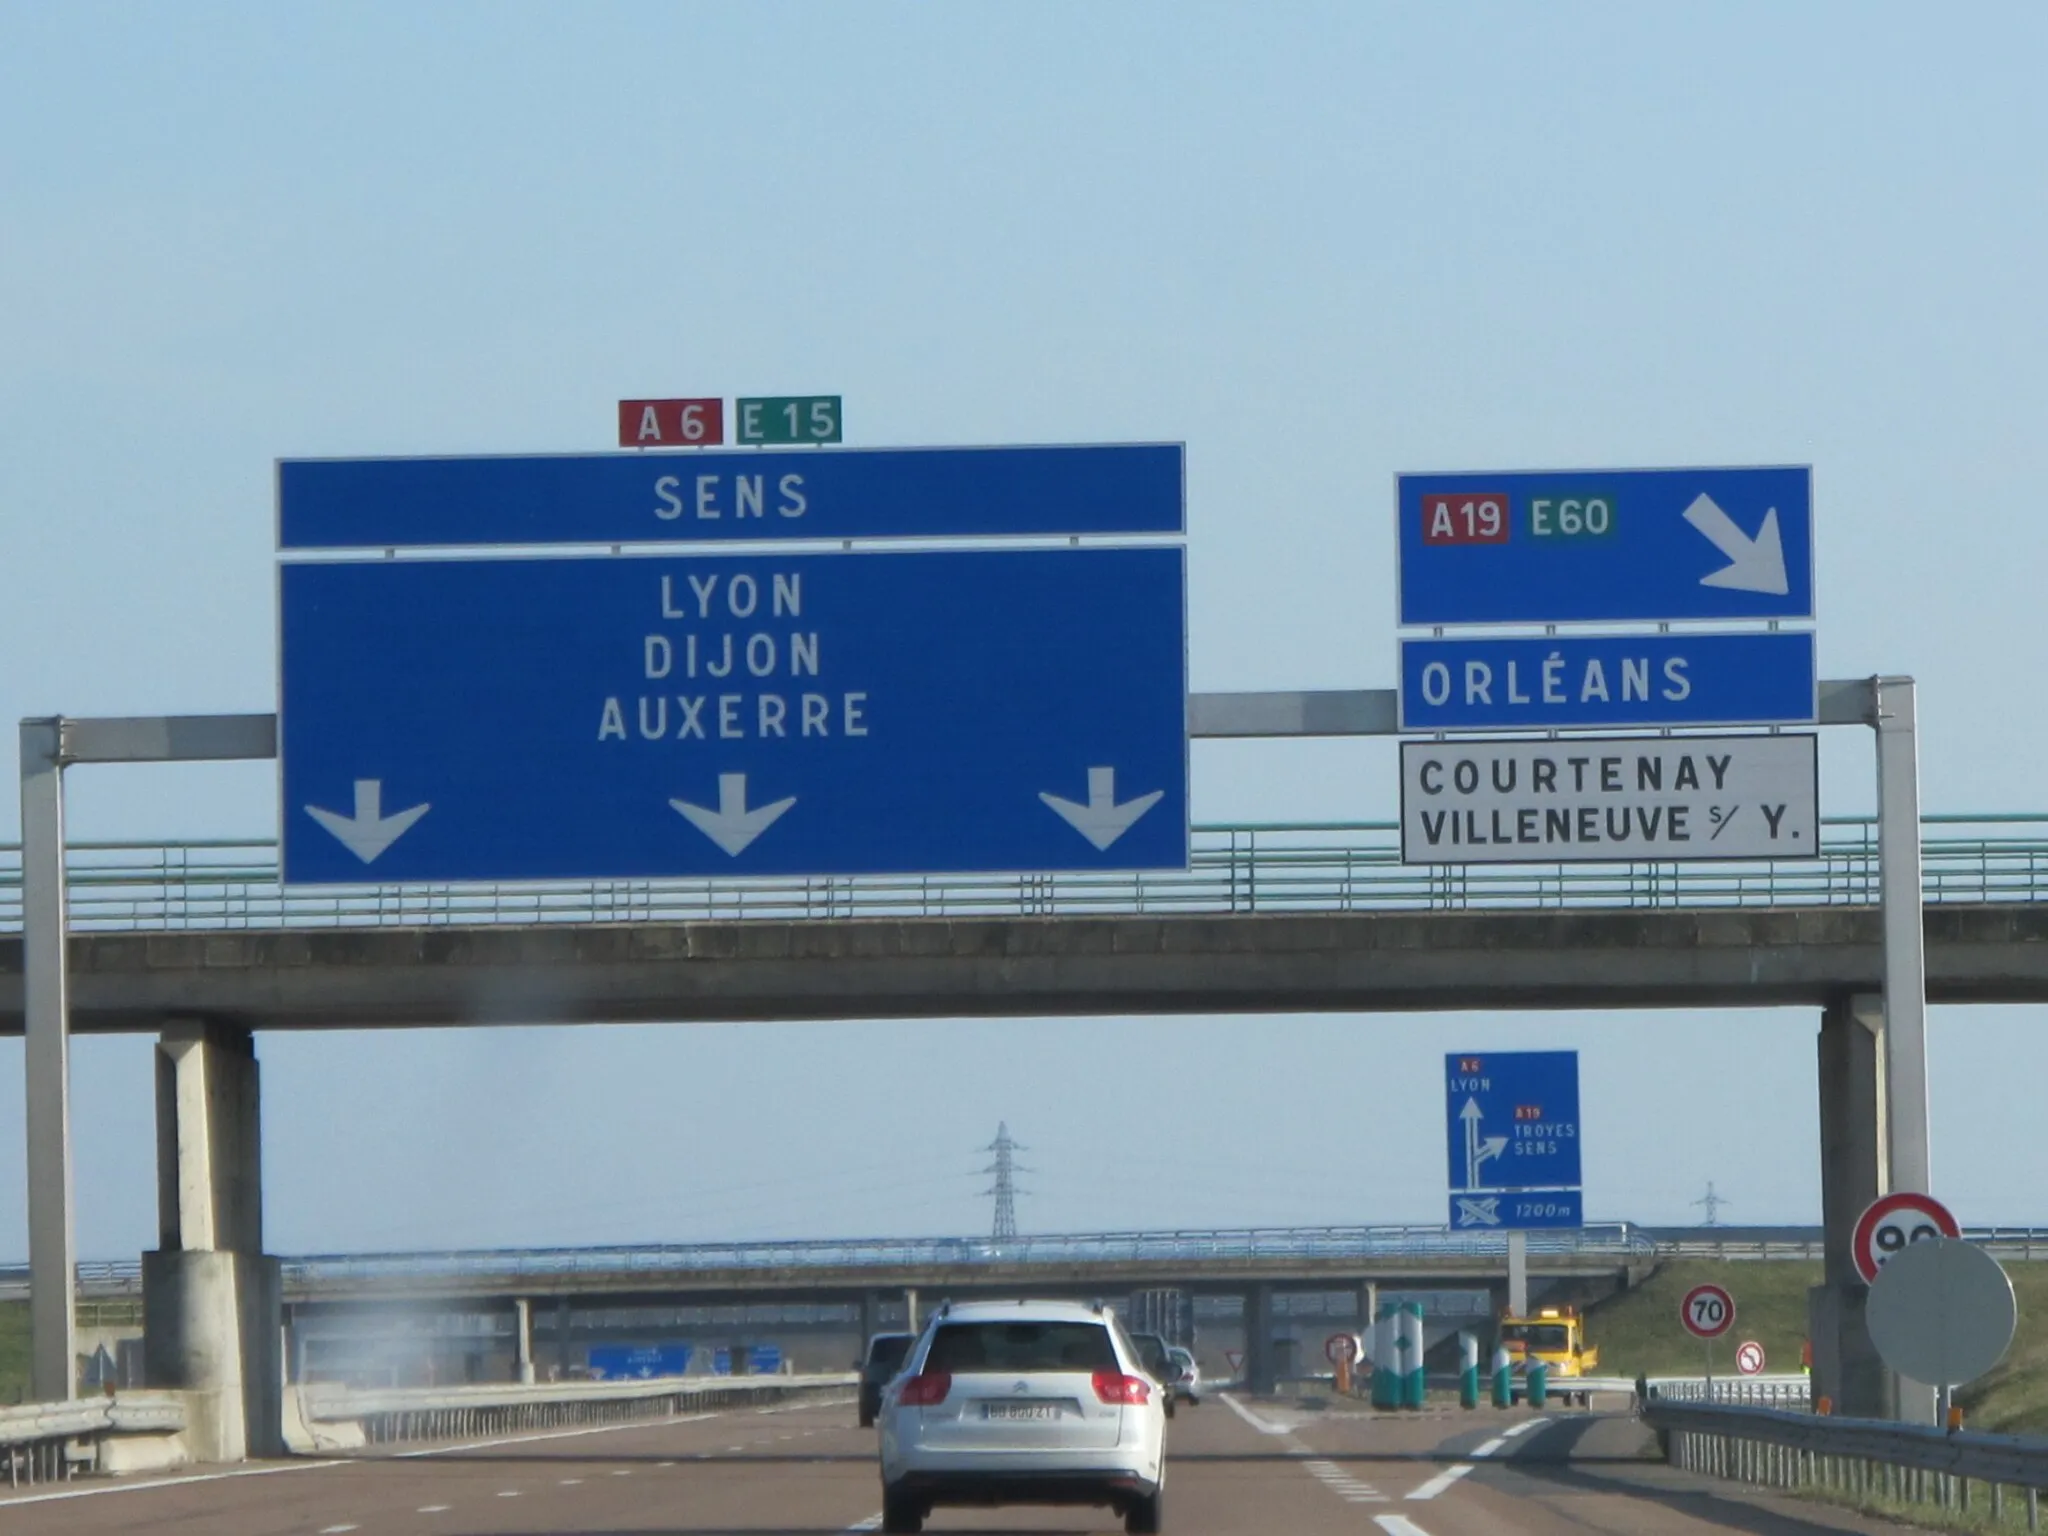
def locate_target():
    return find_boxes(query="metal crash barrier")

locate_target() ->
[0,1395,186,1488]
[1643,1396,2048,1528]
[303,1373,855,1450]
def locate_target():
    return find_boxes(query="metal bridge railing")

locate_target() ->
[0,814,2044,932]
[0,1223,1663,1298]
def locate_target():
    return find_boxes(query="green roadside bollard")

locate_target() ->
[1371,1302,1401,1409]
[1401,1303,1427,1409]
[1491,1344,1513,1408]
[1527,1361,1549,1409]
[1458,1331,1480,1410]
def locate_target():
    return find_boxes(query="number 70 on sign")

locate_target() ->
[1681,1282,1735,1339]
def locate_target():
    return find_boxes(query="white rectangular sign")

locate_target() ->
[1400,733,1818,865]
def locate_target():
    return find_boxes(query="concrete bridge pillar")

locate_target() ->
[1244,1284,1277,1395]
[1808,994,1896,1418]
[514,1298,535,1384]
[861,1292,883,1349]
[141,1020,282,1461]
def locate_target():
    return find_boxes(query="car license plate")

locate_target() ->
[983,1402,1059,1420]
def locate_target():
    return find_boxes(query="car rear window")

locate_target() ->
[867,1336,914,1371]
[924,1321,1118,1373]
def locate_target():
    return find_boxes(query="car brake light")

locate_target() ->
[1092,1371,1151,1405]
[898,1371,952,1406]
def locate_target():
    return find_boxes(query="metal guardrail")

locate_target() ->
[304,1372,854,1448]
[1637,1374,1812,1408]
[0,1394,186,1489]
[1645,1397,2048,1528]
[1,814,2047,932]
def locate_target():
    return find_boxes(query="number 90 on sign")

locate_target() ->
[1680,1283,1735,1339]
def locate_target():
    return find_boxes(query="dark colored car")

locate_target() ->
[858,1332,917,1427]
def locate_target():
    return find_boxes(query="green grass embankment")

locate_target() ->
[1582,1259,1821,1379]
[1581,1260,2048,1436]
[0,1300,27,1404]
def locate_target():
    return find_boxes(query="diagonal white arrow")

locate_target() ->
[1039,766,1165,852]
[1683,493,1789,595]
[670,773,796,857]
[304,779,431,864]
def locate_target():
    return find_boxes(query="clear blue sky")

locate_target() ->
[3,3,2046,1256]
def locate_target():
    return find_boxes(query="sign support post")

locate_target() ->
[1875,677,1930,1194]
[20,721,73,1403]
[19,714,277,1403]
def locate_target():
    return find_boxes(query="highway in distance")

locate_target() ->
[2,1391,1937,1535]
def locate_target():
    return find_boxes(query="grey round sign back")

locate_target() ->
[1865,1236,2016,1388]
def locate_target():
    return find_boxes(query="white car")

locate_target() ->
[877,1298,1168,1534]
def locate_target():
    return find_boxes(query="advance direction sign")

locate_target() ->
[1399,631,1816,731]
[1398,465,1813,626]
[281,546,1187,884]
[1681,1283,1736,1340]
[1401,734,1819,865]
[279,443,1183,550]
[1852,1191,1962,1285]
[1445,1051,1581,1195]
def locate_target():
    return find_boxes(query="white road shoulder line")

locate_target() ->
[1407,1463,1473,1500]
[842,1515,882,1533]
[1375,1516,1435,1535]
[1503,1415,1548,1438]
[1471,1436,1507,1457]
[0,1456,345,1507]
[1217,1391,1290,1436]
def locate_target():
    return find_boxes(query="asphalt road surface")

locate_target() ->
[1,1392,1935,1535]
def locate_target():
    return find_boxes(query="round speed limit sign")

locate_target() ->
[1852,1192,1961,1284]
[1680,1283,1736,1339]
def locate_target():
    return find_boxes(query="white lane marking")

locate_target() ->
[1504,1416,1547,1438]
[610,1469,632,1476]
[320,1527,359,1534]
[843,1517,883,1533]
[1407,1464,1474,1500]
[658,1460,675,1467]
[1471,1436,1507,1457]
[0,1458,345,1507]
[418,1507,451,1514]
[394,1410,717,1458]
[561,1477,584,1485]
[1376,1517,1435,1536]
[497,1489,521,1497]
[1217,1392,1290,1435]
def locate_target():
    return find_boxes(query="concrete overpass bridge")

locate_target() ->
[4,812,2048,1033]
[8,684,2046,1443]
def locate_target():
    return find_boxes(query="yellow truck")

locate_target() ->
[1498,1305,1598,1401]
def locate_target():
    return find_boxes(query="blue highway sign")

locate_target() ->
[280,546,1188,884]
[1399,631,1816,731]
[1445,1051,1582,1194]
[279,444,1184,550]
[1397,466,1813,626]
[1449,1190,1584,1231]
[587,1344,692,1379]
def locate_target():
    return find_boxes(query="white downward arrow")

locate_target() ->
[1039,766,1164,852]
[670,773,796,857]
[304,779,431,864]
[1683,493,1790,595]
